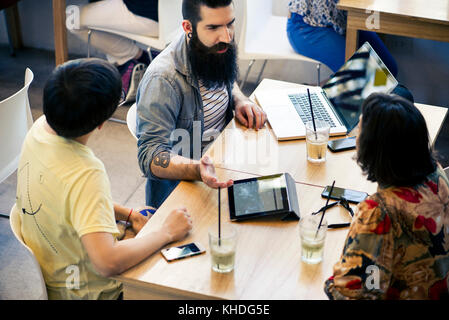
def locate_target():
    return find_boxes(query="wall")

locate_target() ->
[1,0,448,106]
[0,0,104,58]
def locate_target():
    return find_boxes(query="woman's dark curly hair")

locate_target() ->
[356,92,436,187]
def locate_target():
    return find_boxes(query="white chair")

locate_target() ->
[87,0,183,61]
[0,68,33,185]
[126,102,138,140]
[9,204,48,300]
[238,0,321,90]
[86,1,183,124]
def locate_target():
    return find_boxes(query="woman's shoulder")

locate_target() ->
[358,166,449,227]
[367,167,447,205]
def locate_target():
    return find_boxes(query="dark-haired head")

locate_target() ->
[43,58,121,138]
[182,0,233,29]
[356,93,436,187]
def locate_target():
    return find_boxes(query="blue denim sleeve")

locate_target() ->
[136,74,181,180]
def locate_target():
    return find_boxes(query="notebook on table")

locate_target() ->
[255,42,398,140]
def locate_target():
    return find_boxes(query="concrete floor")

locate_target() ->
[0,45,448,299]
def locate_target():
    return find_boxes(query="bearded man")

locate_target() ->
[136,0,267,208]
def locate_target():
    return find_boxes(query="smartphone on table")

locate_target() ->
[321,185,368,204]
[161,242,206,262]
[327,136,357,152]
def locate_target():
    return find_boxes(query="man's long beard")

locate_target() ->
[187,31,239,89]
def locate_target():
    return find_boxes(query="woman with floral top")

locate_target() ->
[286,0,398,76]
[324,93,449,300]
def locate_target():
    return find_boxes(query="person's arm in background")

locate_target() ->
[232,82,267,130]
[324,196,394,299]
[81,207,192,277]
[137,75,232,189]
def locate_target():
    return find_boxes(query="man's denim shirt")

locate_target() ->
[136,33,235,208]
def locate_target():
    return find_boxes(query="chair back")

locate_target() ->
[9,204,48,300]
[238,0,272,56]
[126,103,138,140]
[89,0,183,51]
[0,68,33,184]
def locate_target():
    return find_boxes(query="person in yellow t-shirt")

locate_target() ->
[14,58,192,299]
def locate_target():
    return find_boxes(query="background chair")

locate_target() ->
[0,68,33,186]
[0,68,34,218]
[9,204,48,300]
[238,0,321,90]
[86,0,183,62]
[126,103,138,141]
[85,0,183,125]
[0,68,33,219]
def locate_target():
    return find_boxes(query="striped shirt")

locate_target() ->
[200,81,229,149]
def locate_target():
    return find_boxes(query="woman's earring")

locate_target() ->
[188,32,193,39]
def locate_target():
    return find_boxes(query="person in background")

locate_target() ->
[324,93,449,300]
[69,0,159,103]
[286,0,398,77]
[136,0,267,208]
[15,58,192,299]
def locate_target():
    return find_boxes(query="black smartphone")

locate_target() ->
[328,136,357,152]
[161,242,206,262]
[321,185,368,204]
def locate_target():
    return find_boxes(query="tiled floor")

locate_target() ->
[0,45,448,299]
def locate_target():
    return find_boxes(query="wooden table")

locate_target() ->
[115,78,447,299]
[205,79,448,195]
[337,0,449,61]
[116,168,353,300]
[52,0,68,65]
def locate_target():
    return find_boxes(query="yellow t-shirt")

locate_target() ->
[14,116,122,300]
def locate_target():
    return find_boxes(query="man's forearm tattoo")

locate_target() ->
[153,151,171,168]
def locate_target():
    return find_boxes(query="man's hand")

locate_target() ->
[130,206,154,234]
[234,98,267,130]
[199,155,233,189]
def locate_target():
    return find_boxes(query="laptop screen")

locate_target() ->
[322,42,398,132]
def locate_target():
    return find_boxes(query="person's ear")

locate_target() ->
[182,20,193,37]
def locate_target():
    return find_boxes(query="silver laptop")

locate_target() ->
[255,42,398,140]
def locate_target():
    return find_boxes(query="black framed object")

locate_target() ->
[228,173,300,221]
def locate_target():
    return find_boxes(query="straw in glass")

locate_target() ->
[315,180,335,238]
[217,187,221,270]
[307,88,317,139]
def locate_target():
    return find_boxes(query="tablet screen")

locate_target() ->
[231,174,288,218]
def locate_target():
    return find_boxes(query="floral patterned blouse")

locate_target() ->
[325,166,449,299]
[288,0,347,35]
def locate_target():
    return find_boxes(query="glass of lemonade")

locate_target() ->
[305,120,330,164]
[208,225,237,273]
[299,214,327,264]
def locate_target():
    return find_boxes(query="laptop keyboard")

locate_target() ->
[288,93,336,127]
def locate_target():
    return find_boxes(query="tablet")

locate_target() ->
[228,173,300,221]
